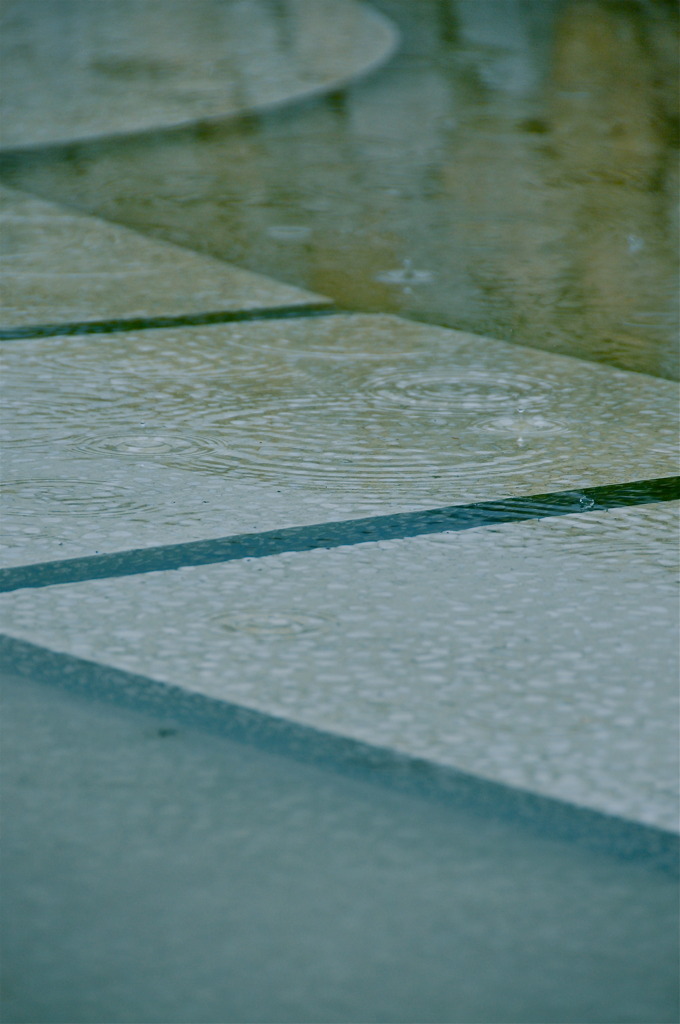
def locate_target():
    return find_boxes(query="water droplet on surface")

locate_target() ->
[375,259,434,286]
[481,413,564,437]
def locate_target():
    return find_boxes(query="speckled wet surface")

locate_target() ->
[1,3,679,1020]
[2,502,677,830]
[1,314,677,567]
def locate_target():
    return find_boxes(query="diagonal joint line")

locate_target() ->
[0,476,677,593]
[0,303,340,341]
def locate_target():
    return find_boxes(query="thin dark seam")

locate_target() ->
[0,302,342,341]
[0,633,676,874]
[1,476,677,593]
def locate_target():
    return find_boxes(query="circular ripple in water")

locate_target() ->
[363,369,554,414]
[69,432,216,458]
[214,611,329,636]
[182,403,560,492]
[1,390,156,435]
[34,336,317,388]
[538,505,680,571]
[2,479,157,517]
[0,428,76,450]
[479,413,566,437]
[422,503,680,570]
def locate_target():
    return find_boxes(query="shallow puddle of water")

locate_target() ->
[0,0,677,378]
[1,670,678,1024]
[2,318,676,561]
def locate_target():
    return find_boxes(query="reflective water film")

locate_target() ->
[2,672,678,1024]
[0,3,678,1023]
[2,317,677,567]
[1,0,677,376]
[0,0,398,146]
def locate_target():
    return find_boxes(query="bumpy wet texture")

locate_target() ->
[1,315,678,567]
[2,478,676,595]
[0,3,679,1022]
[0,0,677,377]
[2,503,678,831]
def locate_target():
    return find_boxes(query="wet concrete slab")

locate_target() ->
[0,185,329,329]
[1,502,677,831]
[1,312,677,568]
[0,0,398,149]
[1,3,677,1016]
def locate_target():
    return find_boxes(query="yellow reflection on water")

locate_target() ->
[0,0,677,378]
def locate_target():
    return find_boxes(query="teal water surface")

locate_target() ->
[1,670,677,1024]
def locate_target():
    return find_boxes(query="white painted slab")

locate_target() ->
[1,502,677,829]
[0,185,328,328]
[1,313,677,567]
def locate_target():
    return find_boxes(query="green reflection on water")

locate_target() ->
[0,0,677,378]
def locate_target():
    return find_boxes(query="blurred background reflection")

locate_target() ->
[0,0,677,378]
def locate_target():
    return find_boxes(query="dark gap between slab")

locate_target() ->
[0,633,676,875]
[0,302,340,340]
[1,476,678,593]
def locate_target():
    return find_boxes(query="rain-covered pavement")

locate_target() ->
[0,2,679,1022]
[2,0,678,378]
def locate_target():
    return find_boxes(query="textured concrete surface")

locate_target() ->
[0,0,398,149]
[1,313,677,567]
[2,502,677,830]
[1,6,678,1020]
[0,185,328,329]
